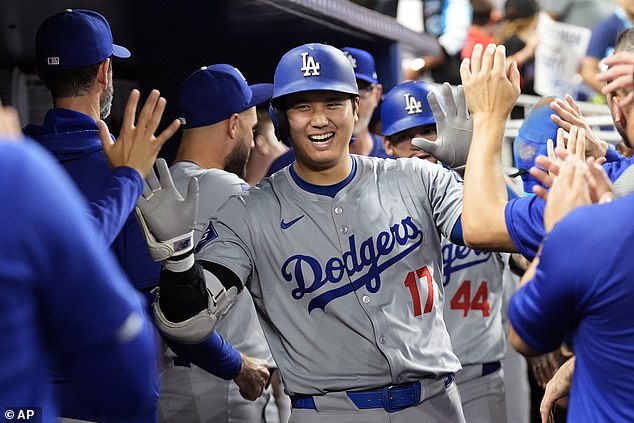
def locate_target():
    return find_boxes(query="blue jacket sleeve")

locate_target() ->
[88,166,144,247]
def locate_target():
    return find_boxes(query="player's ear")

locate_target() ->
[96,58,110,90]
[383,137,394,156]
[374,84,383,102]
[353,96,360,121]
[227,113,240,139]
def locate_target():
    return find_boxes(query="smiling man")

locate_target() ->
[136,43,468,423]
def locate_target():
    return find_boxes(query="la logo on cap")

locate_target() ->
[343,51,357,69]
[404,93,422,115]
[47,57,60,65]
[300,51,320,76]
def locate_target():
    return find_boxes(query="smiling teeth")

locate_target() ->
[309,133,334,142]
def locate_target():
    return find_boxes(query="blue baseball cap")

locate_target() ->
[178,64,273,129]
[513,102,559,193]
[36,9,130,70]
[341,47,379,84]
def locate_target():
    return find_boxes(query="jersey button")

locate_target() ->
[334,206,343,214]
[362,295,370,304]
[340,225,349,234]
[379,336,387,344]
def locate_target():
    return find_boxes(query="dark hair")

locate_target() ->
[472,0,493,26]
[504,0,538,20]
[37,61,103,99]
[616,28,634,53]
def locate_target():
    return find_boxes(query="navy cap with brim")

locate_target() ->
[247,83,274,108]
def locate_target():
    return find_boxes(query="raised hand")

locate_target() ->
[99,89,181,178]
[411,83,472,171]
[135,158,198,262]
[549,95,608,159]
[597,51,634,107]
[461,43,521,122]
[543,156,591,233]
[0,104,21,140]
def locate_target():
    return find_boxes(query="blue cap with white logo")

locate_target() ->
[178,64,273,128]
[36,9,130,70]
[341,47,379,84]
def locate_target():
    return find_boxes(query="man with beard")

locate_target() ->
[26,10,266,422]
[160,64,277,423]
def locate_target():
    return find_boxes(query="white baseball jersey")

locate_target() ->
[441,238,507,365]
[169,161,273,364]
[197,155,463,395]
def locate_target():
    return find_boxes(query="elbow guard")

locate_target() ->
[153,262,240,344]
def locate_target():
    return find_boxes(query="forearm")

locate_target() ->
[463,116,516,250]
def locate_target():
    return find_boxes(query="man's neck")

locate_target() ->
[54,96,101,121]
[293,155,353,186]
[175,132,226,170]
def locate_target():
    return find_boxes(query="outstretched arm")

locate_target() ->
[461,43,521,251]
[88,89,181,247]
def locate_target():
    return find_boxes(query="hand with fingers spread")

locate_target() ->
[549,95,608,159]
[543,156,591,232]
[411,83,472,170]
[135,158,199,262]
[531,126,587,199]
[99,89,181,178]
[233,353,270,401]
[597,52,634,107]
[540,356,575,423]
[461,43,521,122]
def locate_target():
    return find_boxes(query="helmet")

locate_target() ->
[270,43,359,142]
[513,100,558,193]
[381,81,438,137]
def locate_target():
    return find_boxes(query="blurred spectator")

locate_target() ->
[497,0,540,96]
[539,0,615,30]
[462,0,503,59]
[580,0,634,95]
[404,0,472,84]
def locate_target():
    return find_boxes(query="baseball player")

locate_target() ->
[137,43,467,422]
[159,64,275,422]
[0,106,157,422]
[28,9,261,421]
[382,80,508,423]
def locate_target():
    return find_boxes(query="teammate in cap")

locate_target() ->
[28,9,246,422]
[0,106,157,423]
[137,43,468,422]
[382,80,508,423]
[158,64,276,422]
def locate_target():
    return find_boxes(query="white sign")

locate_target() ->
[534,13,591,98]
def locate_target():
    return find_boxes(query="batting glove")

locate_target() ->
[412,83,472,172]
[135,158,199,262]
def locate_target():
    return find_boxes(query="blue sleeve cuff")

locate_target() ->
[605,145,623,163]
[111,166,144,197]
[163,331,243,380]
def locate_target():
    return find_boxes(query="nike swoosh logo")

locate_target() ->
[280,215,305,230]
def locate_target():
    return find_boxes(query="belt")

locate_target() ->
[482,361,501,376]
[291,374,454,413]
[455,361,501,384]
[173,357,191,367]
